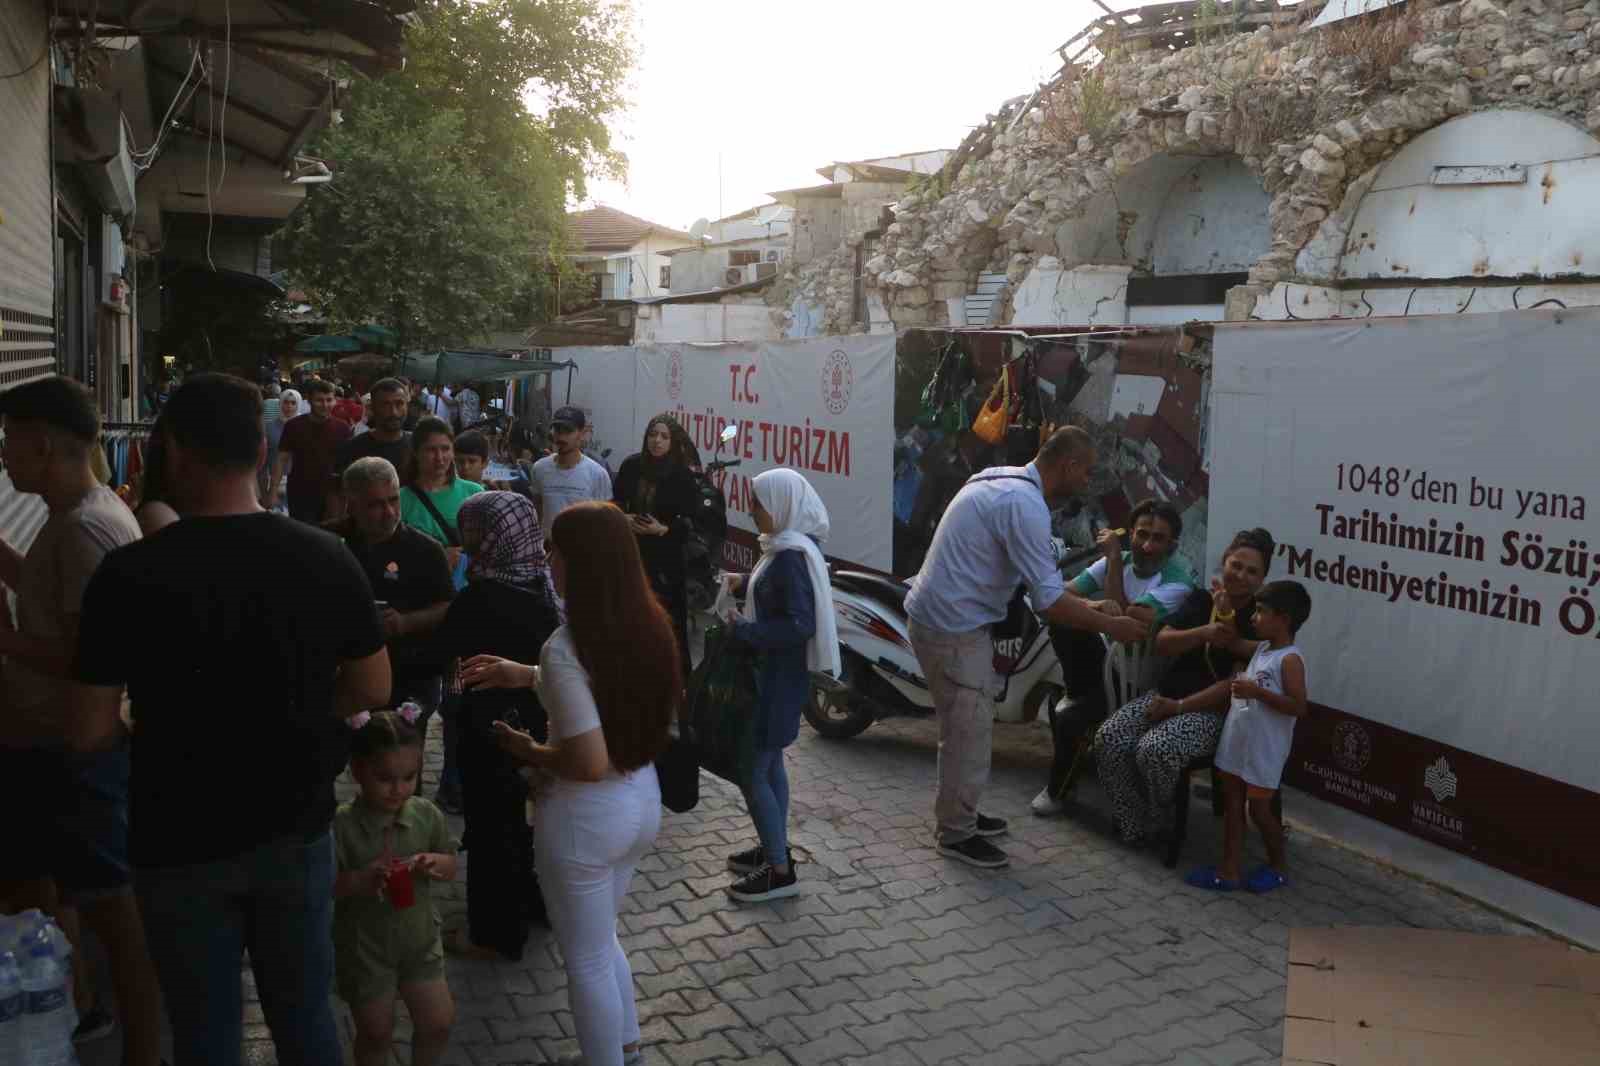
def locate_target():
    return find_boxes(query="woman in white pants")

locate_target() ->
[463,501,682,1066]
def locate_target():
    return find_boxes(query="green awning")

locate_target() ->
[392,349,575,387]
[352,324,398,349]
[294,334,363,353]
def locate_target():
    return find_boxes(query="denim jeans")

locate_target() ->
[136,831,339,1066]
[745,747,790,862]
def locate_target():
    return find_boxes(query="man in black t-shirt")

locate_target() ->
[337,455,454,759]
[330,377,413,522]
[68,374,391,1066]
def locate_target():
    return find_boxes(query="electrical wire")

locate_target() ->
[205,37,214,270]
[131,40,205,170]
[0,19,49,79]
[206,0,233,272]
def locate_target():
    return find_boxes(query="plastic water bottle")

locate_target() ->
[18,928,77,1066]
[0,950,23,1064]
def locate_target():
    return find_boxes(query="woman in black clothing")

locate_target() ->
[612,414,700,675]
[438,491,564,961]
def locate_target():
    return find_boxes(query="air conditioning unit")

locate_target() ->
[765,249,782,263]
[755,261,778,280]
[724,267,746,286]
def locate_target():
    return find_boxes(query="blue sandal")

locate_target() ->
[1184,865,1240,892]
[1246,866,1288,894]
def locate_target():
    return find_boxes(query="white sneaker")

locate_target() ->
[1031,787,1065,816]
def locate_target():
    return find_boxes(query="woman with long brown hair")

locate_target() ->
[461,501,679,1066]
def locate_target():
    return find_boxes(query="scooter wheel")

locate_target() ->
[804,678,874,739]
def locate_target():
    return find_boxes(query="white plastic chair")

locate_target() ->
[1100,634,1161,712]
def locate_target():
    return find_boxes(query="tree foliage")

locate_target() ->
[276,0,634,350]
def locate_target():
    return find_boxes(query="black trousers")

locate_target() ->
[1047,626,1109,794]
[458,697,547,960]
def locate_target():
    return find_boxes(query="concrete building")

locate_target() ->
[565,206,693,303]
[660,202,793,295]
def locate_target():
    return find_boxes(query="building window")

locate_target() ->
[728,250,761,267]
[659,265,670,289]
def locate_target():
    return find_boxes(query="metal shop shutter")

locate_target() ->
[0,0,58,550]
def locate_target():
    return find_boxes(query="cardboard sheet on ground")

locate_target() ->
[1282,926,1600,1065]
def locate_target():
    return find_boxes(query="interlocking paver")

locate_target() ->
[105,704,1548,1066]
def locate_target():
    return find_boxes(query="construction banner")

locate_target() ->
[560,336,897,571]
[1208,308,1600,908]
[635,336,897,571]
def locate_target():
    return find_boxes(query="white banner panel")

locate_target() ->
[556,346,639,470]
[634,336,897,571]
[1209,309,1600,907]
[1211,309,1600,790]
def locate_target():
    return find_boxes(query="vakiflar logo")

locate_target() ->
[1423,756,1458,803]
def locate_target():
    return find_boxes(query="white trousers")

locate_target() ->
[534,765,661,1066]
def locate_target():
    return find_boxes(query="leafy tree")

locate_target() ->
[276,0,634,349]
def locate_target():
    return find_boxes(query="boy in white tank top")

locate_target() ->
[1186,580,1312,894]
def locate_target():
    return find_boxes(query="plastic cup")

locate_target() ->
[385,861,416,909]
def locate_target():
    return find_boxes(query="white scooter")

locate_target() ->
[804,541,1105,739]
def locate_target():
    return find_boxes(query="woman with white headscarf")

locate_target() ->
[722,468,839,903]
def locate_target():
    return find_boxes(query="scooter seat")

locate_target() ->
[833,570,910,615]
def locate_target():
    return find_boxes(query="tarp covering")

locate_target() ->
[392,349,575,387]
[294,334,362,353]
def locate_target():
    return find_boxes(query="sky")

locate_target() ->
[581,0,1101,231]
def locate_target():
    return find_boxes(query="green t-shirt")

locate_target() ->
[1068,551,1195,622]
[399,478,483,545]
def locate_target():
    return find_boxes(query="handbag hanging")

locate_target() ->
[971,365,1010,445]
[686,623,760,791]
[655,718,699,813]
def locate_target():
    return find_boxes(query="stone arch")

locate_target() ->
[1297,109,1600,282]
[1053,154,1270,275]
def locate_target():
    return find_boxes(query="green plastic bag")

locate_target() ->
[687,624,761,791]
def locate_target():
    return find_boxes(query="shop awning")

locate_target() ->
[393,350,576,388]
[294,334,363,353]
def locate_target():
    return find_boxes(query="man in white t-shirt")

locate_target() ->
[530,406,613,531]
[1033,498,1195,815]
[0,377,164,1064]
[455,383,481,430]
[423,385,454,422]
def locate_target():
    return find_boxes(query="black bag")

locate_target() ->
[654,722,700,813]
[686,624,760,791]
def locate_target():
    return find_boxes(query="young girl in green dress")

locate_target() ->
[335,707,459,1066]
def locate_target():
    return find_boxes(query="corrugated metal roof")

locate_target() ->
[567,207,695,253]
[53,0,411,75]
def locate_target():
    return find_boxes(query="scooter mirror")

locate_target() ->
[719,424,738,444]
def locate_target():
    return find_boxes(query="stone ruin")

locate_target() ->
[772,0,1600,334]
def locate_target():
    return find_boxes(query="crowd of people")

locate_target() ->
[0,372,1312,1066]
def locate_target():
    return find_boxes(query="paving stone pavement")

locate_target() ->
[85,713,1545,1066]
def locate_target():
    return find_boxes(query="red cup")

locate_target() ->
[385,860,416,909]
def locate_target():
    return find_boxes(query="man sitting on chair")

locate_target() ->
[1032,498,1195,816]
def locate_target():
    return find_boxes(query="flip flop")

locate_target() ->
[1184,865,1240,892]
[1246,866,1288,894]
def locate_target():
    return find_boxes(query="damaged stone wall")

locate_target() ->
[812,0,1600,330]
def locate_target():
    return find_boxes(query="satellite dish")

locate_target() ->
[688,218,711,240]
